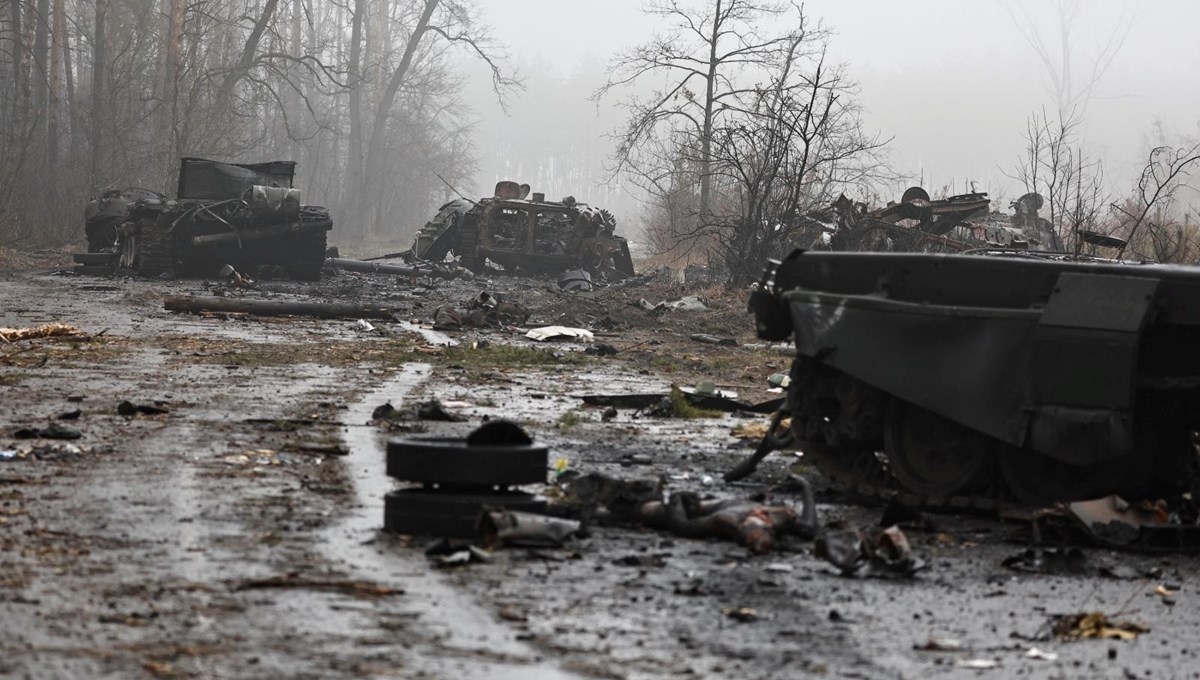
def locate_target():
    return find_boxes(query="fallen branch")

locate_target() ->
[164,296,396,320]
[233,574,403,596]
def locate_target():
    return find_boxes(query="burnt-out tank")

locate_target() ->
[410,181,635,279]
[746,249,1200,505]
[80,157,332,279]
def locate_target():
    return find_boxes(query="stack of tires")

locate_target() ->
[384,424,549,538]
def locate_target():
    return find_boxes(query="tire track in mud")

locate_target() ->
[330,362,590,680]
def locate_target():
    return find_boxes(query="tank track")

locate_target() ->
[759,356,1014,513]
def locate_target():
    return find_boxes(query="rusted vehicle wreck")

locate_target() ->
[410,181,635,278]
[743,250,1200,506]
[81,157,332,279]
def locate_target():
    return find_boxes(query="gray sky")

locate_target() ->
[467,0,1200,214]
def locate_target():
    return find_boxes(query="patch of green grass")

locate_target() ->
[160,335,420,369]
[557,409,586,430]
[0,372,27,386]
[438,344,584,370]
[669,385,723,419]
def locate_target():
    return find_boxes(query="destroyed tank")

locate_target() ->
[82,157,332,279]
[747,249,1200,506]
[410,181,635,278]
[823,188,1058,254]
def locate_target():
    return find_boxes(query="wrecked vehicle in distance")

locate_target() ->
[748,249,1200,506]
[82,157,332,279]
[410,181,635,279]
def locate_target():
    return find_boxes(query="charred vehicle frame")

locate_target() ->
[83,158,333,279]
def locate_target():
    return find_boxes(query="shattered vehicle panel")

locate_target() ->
[411,181,635,278]
[83,157,333,279]
[749,250,1200,505]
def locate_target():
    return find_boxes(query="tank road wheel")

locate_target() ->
[999,449,1104,506]
[134,216,175,277]
[883,399,994,498]
[800,438,890,496]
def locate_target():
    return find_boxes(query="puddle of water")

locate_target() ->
[328,363,584,680]
[396,320,459,347]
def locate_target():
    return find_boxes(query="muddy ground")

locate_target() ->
[2,256,1198,680]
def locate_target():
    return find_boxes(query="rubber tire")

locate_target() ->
[386,437,548,486]
[383,488,546,538]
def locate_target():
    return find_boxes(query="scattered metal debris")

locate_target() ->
[814,523,925,578]
[478,509,582,548]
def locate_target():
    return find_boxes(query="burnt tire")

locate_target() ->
[383,488,546,537]
[386,437,548,486]
[134,216,175,277]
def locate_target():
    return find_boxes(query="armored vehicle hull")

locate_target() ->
[749,250,1200,505]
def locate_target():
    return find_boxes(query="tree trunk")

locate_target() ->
[46,0,61,165]
[158,0,185,188]
[8,0,22,124]
[345,0,365,236]
[362,0,438,235]
[698,0,722,225]
[90,0,107,190]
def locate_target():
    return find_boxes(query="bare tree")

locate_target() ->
[1005,0,1136,117]
[624,8,888,283]
[1113,144,1200,260]
[594,0,806,225]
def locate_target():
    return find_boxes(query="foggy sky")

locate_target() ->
[464,0,1200,223]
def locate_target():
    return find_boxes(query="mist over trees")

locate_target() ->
[594,0,888,283]
[0,0,514,248]
[2,0,1199,275]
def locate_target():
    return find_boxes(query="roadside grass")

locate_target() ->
[436,343,586,370]
[158,334,421,369]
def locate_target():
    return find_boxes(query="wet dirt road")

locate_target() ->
[2,268,1198,679]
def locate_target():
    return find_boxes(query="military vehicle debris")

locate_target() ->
[740,250,1200,506]
[81,158,333,279]
[815,187,1057,254]
[410,181,636,279]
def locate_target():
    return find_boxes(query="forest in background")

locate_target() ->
[2,0,1199,280]
[0,0,519,249]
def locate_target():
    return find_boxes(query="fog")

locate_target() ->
[465,0,1200,228]
[2,0,1196,259]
